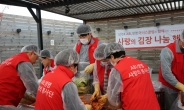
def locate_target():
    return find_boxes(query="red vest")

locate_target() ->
[159,41,184,91]
[0,52,30,106]
[114,56,160,110]
[96,60,111,94]
[43,59,55,75]
[35,65,74,110]
[76,37,99,64]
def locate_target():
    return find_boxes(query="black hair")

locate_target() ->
[41,57,46,59]
[73,63,78,68]
[106,51,126,59]
[80,33,89,36]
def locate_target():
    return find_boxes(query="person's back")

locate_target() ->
[0,52,30,106]
[104,42,159,110]
[35,66,70,110]
[114,56,160,110]
[35,49,92,110]
[0,44,39,109]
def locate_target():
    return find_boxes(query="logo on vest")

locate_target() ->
[129,63,149,78]
[1,58,13,65]
[38,80,54,98]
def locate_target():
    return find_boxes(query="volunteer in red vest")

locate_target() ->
[104,43,160,110]
[158,31,184,110]
[74,24,103,73]
[38,49,55,83]
[0,44,39,110]
[73,24,103,93]
[35,49,91,110]
[90,43,112,101]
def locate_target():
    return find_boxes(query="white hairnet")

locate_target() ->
[77,24,91,35]
[40,49,53,59]
[180,31,184,42]
[94,43,107,60]
[21,44,40,56]
[104,43,125,59]
[55,49,79,66]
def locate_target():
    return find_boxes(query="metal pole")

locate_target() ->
[36,8,43,78]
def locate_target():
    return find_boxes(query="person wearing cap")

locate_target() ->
[38,49,55,83]
[104,42,160,110]
[158,31,184,110]
[74,24,103,74]
[90,43,113,101]
[0,44,39,109]
[35,49,92,110]
[73,24,103,94]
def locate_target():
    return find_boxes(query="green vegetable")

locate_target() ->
[73,77,89,87]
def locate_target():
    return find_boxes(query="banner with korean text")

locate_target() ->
[116,24,184,49]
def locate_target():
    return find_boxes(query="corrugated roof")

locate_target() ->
[1,0,184,21]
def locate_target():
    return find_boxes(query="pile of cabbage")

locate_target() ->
[73,76,90,94]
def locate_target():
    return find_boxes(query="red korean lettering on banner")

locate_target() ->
[148,30,154,34]
[162,36,170,43]
[131,39,136,44]
[118,38,123,45]
[158,29,164,33]
[172,35,180,41]
[145,36,152,44]
[138,37,144,45]
[118,38,131,45]
[124,38,131,45]
[155,35,170,44]
[155,36,162,44]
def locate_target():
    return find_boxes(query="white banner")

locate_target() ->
[116,24,184,49]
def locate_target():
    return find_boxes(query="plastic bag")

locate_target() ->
[73,62,95,94]
[152,81,163,92]
[170,96,184,110]
[75,62,90,77]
